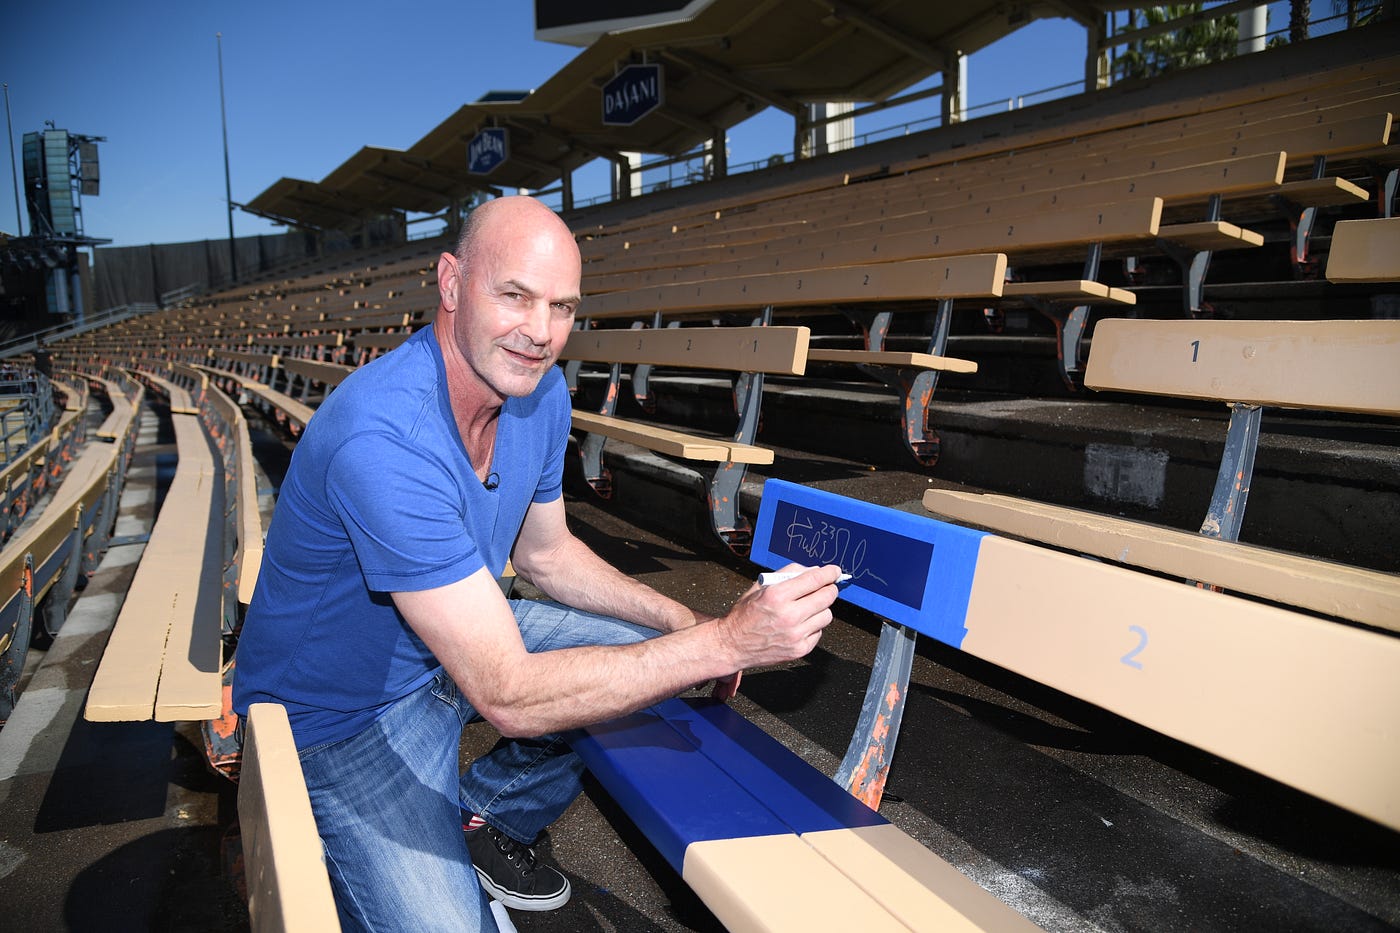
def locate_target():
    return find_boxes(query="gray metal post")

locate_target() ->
[217,33,238,283]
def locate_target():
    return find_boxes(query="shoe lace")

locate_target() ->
[486,825,540,876]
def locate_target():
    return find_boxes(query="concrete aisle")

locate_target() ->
[0,407,246,931]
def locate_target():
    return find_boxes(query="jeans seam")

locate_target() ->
[320,840,365,931]
[468,735,567,841]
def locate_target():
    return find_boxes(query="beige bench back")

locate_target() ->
[240,703,341,932]
[1084,319,1400,416]
[562,324,809,374]
[1326,217,1400,283]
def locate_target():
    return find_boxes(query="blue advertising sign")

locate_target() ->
[468,128,509,175]
[750,479,988,649]
[602,63,664,126]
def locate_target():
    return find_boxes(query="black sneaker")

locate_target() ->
[464,823,571,911]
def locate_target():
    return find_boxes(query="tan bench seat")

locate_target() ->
[239,703,341,932]
[86,411,223,722]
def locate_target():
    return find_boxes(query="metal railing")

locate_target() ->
[0,372,57,466]
[0,305,159,363]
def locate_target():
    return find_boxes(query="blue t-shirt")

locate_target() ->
[232,326,571,750]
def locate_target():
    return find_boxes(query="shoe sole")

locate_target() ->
[473,867,571,912]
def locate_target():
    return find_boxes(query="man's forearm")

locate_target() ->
[514,533,704,633]
[473,620,736,736]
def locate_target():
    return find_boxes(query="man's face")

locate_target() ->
[447,226,580,401]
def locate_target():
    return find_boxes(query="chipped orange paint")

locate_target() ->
[847,679,905,810]
[210,683,239,739]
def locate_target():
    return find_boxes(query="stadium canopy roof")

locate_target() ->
[245,0,1114,232]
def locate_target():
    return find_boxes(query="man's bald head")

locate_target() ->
[434,196,582,404]
[454,196,578,271]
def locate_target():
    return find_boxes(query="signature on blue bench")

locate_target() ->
[753,480,985,647]
[781,511,890,589]
[769,499,932,611]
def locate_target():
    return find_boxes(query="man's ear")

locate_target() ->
[437,253,461,314]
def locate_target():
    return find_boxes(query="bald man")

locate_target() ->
[233,197,840,932]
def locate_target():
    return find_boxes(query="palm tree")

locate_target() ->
[1115,5,1240,81]
[1290,0,1311,42]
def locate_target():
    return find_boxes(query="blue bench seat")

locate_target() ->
[574,696,1039,932]
[575,478,1400,929]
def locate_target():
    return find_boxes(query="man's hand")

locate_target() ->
[714,564,842,676]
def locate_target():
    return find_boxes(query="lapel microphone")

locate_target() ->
[484,472,500,490]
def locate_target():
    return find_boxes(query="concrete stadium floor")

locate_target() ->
[0,398,1397,931]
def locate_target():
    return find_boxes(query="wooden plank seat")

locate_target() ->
[626,150,1287,257]
[251,332,345,351]
[562,323,810,554]
[347,330,416,365]
[586,196,1161,392]
[213,349,281,383]
[576,480,1400,933]
[238,703,341,933]
[318,309,413,330]
[570,410,751,463]
[85,404,223,722]
[198,360,316,435]
[185,366,266,608]
[0,375,140,716]
[1086,317,1399,540]
[0,396,85,545]
[279,357,355,393]
[591,147,1289,329]
[575,696,1038,933]
[135,369,198,415]
[577,256,1005,466]
[94,379,136,441]
[926,317,1399,614]
[1325,216,1400,282]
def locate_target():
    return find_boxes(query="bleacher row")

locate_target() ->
[3,43,1397,932]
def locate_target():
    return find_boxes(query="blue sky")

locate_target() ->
[1,2,1295,249]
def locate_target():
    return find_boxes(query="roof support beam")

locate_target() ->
[501,118,627,165]
[650,102,716,139]
[1046,0,1103,28]
[503,117,629,165]
[362,170,453,205]
[508,152,565,178]
[395,151,496,192]
[282,194,365,226]
[658,48,804,116]
[816,0,947,70]
[237,204,326,232]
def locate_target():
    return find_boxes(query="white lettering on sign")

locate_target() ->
[602,64,664,125]
[604,75,658,117]
[470,133,504,163]
[468,129,507,174]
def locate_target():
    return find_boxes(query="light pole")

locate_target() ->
[4,83,22,236]
[217,32,237,283]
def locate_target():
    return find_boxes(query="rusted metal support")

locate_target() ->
[0,555,37,721]
[1200,402,1262,543]
[630,314,665,413]
[840,298,955,464]
[834,620,916,809]
[578,362,623,499]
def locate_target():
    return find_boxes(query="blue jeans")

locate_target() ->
[297,599,657,932]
